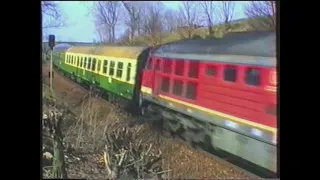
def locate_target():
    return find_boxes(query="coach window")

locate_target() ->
[188,61,199,78]
[245,68,261,86]
[73,56,75,65]
[80,57,83,68]
[66,55,68,63]
[92,58,97,71]
[77,56,80,67]
[161,77,170,93]
[163,59,172,74]
[126,63,131,81]
[116,62,123,78]
[109,61,115,76]
[155,59,160,71]
[206,65,217,76]
[224,66,237,82]
[186,82,197,100]
[103,60,108,74]
[84,57,87,69]
[173,80,183,96]
[88,58,92,70]
[97,59,101,72]
[70,56,73,64]
[175,60,184,76]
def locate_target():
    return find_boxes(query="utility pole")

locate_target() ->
[49,35,55,91]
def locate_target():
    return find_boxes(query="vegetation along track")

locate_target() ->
[42,64,273,179]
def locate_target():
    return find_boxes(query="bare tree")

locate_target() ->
[141,2,165,46]
[177,1,199,39]
[163,9,179,33]
[217,1,235,31]
[41,2,64,29]
[200,1,215,36]
[94,1,121,43]
[244,1,276,31]
[121,2,144,41]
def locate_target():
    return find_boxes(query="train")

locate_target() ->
[51,31,277,175]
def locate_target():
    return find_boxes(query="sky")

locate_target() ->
[42,1,250,42]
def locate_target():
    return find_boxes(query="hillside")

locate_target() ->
[127,18,254,46]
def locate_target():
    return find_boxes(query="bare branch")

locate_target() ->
[163,9,179,33]
[200,1,215,36]
[141,2,165,46]
[94,1,121,43]
[217,1,235,31]
[41,2,64,29]
[177,1,199,39]
[121,2,145,41]
[244,1,276,31]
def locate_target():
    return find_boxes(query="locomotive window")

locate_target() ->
[173,80,183,96]
[186,82,197,100]
[92,58,96,71]
[103,60,108,74]
[126,63,131,81]
[224,66,237,82]
[84,57,87,68]
[206,66,217,76]
[88,58,92,70]
[188,61,199,78]
[175,60,184,76]
[163,59,172,74]
[116,62,123,78]
[80,57,83,67]
[97,59,101,72]
[245,68,261,86]
[161,77,170,93]
[109,61,115,76]
[155,59,160,71]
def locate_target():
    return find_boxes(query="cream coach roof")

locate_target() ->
[67,45,147,60]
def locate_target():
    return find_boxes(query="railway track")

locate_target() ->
[44,68,277,179]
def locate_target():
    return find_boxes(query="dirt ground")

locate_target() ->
[42,64,253,179]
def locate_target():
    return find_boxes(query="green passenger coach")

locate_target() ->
[55,45,149,103]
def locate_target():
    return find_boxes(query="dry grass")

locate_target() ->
[42,82,167,179]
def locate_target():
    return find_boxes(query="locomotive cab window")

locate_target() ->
[224,66,237,82]
[103,60,108,74]
[116,62,123,78]
[109,61,115,76]
[245,68,261,86]
[206,66,217,76]
[126,63,131,81]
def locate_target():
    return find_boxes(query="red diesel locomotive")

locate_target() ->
[139,31,277,173]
